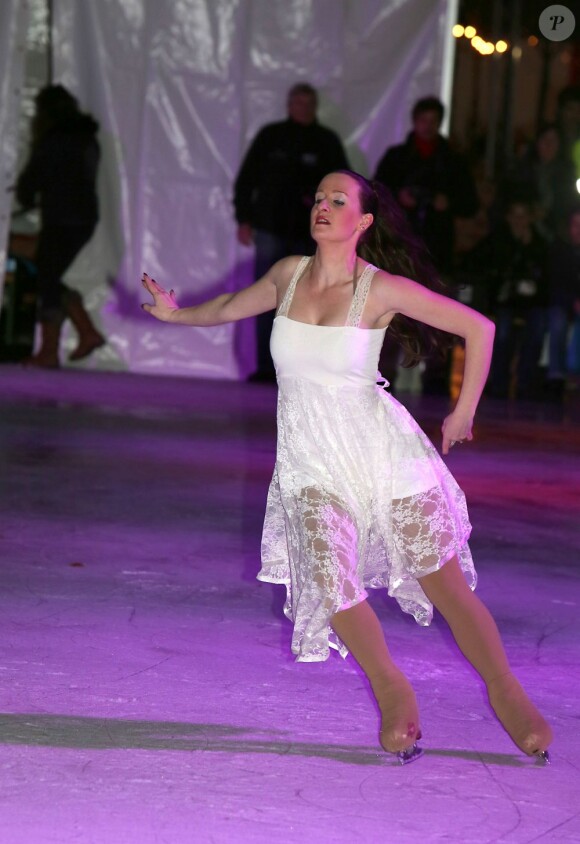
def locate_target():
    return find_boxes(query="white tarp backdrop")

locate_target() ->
[0,0,29,308]
[48,0,451,378]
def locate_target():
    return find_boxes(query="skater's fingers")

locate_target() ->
[142,274,156,293]
[152,282,169,297]
[142,273,164,294]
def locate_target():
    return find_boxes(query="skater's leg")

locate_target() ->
[419,557,552,755]
[331,600,421,755]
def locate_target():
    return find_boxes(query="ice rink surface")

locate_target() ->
[1,366,579,844]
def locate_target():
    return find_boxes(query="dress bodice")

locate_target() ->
[270,256,387,387]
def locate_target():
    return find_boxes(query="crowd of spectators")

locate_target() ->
[456,84,580,401]
[234,82,580,401]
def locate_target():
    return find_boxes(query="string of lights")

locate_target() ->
[452,24,507,55]
[452,23,543,56]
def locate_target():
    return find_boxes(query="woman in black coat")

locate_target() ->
[16,85,105,367]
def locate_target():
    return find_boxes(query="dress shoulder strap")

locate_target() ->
[276,256,311,317]
[346,263,379,327]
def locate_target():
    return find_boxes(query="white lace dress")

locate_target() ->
[258,257,476,662]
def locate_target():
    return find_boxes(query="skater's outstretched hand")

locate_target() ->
[141,273,179,322]
[441,410,473,455]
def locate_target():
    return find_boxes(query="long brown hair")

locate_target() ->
[336,169,452,367]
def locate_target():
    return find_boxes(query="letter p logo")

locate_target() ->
[539,5,576,41]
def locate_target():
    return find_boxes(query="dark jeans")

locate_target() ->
[490,306,548,395]
[35,223,96,322]
[253,229,313,377]
[548,305,569,380]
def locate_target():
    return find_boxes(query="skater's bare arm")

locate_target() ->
[372,272,495,453]
[141,256,301,326]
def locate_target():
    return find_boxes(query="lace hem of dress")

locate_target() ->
[258,536,475,663]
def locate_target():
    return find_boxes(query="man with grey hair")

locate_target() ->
[234,83,348,380]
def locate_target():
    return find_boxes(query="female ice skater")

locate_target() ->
[141,170,552,764]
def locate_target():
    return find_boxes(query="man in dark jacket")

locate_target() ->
[374,96,478,274]
[234,83,349,380]
[462,198,549,398]
[16,84,105,368]
[374,96,478,395]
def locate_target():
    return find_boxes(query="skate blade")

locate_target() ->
[395,742,424,765]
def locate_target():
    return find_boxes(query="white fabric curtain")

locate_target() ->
[52,0,451,379]
[0,0,30,307]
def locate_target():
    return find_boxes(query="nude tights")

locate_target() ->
[331,557,552,755]
[330,599,421,753]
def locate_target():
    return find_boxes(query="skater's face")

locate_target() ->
[311,173,373,243]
